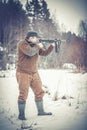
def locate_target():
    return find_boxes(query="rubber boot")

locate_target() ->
[35,99,52,116]
[18,100,26,120]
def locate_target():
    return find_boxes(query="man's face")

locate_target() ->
[28,36,39,44]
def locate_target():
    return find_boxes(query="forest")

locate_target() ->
[0,0,87,71]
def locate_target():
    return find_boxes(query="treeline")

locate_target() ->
[0,0,29,69]
[0,0,87,70]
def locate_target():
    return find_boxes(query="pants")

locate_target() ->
[16,71,45,101]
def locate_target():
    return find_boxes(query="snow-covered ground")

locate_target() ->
[0,69,87,130]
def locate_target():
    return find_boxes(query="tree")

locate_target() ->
[78,20,87,42]
[0,0,29,45]
[78,20,87,68]
[25,0,59,37]
[26,0,50,20]
[0,0,29,69]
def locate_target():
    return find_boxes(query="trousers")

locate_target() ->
[16,71,45,101]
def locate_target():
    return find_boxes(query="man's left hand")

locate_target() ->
[51,43,55,47]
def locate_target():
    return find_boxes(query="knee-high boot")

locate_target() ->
[18,100,26,120]
[35,99,52,116]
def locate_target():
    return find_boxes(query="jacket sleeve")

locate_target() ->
[39,45,54,56]
[19,42,40,56]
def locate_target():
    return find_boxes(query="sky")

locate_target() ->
[21,0,87,34]
[46,0,87,34]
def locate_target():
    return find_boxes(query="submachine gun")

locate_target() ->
[39,39,61,53]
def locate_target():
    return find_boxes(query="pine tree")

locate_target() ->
[26,0,49,20]
[25,0,59,38]
[78,20,87,67]
[40,0,50,21]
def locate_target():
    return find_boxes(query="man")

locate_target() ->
[16,31,55,120]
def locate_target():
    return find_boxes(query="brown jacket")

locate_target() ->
[16,40,54,73]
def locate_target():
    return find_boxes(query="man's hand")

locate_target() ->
[51,43,55,47]
[38,43,43,48]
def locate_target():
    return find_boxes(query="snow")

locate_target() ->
[0,69,87,130]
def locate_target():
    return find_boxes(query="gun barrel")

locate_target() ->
[39,39,54,43]
[39,39,61,43]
